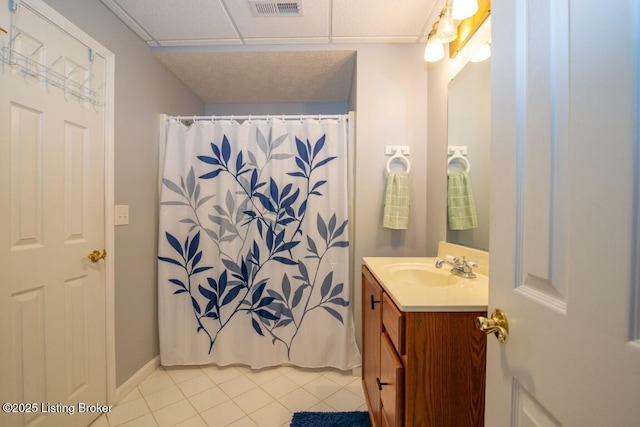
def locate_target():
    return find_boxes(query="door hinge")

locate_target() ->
[9,0,19,13]
[88,48,94,62]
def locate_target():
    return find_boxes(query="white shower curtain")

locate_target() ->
[158,116,360,369]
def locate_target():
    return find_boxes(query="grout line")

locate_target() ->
[107,365,365,427]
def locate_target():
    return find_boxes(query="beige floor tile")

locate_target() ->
[107,398,151,427]
[165,366,206,384]
[188,386,230,413]
[227,416,259,427]
[244,367,284,385]
[143,384,185,411]
[233,387,275,414]
[344,377,365,399]
[323,387,365,411]
[119,388,143,405]
[284,369,322,386]
[200,400,245,427]
[302,376,342,400]
[109,365,371,427]
[277,387,320,413]
[173,415,208,427]
[119,413,159,427]
[202,365,244,385]
[138,374,175,397]
[260,376,299,399]
[322,370,360,387]
[145,367,166,378]
[89,414,110,427]
[177,375,216,397]
[218,375,257,398]
[307,401,337,412]
[249,401,292,427]
[152,400,198,427]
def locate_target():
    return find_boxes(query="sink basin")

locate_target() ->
[362,256,489,312]
[381,262,464,287]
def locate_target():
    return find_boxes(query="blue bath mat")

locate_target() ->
[290,411,371,427]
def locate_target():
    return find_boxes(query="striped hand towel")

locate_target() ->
[447,171,478,230]
[383,172,410,230]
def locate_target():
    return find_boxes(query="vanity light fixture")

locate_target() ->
[424,0,490,63]
[452,0,479,20]
[435,2,458,43]
[424,23,445,63]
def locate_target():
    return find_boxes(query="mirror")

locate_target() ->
[446,57,491,251]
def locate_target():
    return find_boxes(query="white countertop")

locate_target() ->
[363,257,488,313]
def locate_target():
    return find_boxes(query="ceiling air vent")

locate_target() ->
[249,1,303,17]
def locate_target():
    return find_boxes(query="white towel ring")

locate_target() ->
[447,154,471,176]
[386,152,411,175]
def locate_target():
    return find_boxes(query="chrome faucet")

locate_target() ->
[435,256,478,279]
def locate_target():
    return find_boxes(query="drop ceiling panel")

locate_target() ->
[225,0,330,42]
[111,0,238,43]
[102,0,441,46]
[332,0,436,42]
[100,0,444,104]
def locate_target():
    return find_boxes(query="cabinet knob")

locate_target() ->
[370,295,381,310]
[376,377,388,391]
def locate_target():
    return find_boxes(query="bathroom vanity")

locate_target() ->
[361,251,488,427]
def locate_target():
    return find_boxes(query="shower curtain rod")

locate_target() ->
[168,114,347,122]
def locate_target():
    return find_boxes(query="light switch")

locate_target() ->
[115,205,129,226]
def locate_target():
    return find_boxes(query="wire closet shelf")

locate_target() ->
[0,21,105,106]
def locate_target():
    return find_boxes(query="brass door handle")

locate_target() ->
[87,249,107,263]
[476,308,509,343]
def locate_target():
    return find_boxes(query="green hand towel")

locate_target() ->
[448,171,478,230]
[383,172,410,230]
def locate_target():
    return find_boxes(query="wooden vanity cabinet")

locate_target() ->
[362,266,382,426]
[362,265,487,427]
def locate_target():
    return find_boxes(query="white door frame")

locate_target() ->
[21,0,116,405]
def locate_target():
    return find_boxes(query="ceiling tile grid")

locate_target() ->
[99,0,446,104]
[100,0,443,47]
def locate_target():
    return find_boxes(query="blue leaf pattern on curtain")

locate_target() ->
[158,117,360,369]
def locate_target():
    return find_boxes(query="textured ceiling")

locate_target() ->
[100,0,444,104]
[153,50,357,104]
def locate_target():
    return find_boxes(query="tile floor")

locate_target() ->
[89,364,366,427]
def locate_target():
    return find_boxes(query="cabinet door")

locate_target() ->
[380,332,404,427]
[362,267,382,426]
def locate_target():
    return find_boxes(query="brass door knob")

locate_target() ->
[87,249,107,263]
[476,308,509,343]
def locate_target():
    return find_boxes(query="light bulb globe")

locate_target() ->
[435,7,457,43]
[452,0,478,20]
[424,37,444,62]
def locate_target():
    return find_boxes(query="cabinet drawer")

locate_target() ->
[380,332,404,427]
[382,293,405,355]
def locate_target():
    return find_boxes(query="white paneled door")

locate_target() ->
[486,0,640,425]
[0,1,112,426]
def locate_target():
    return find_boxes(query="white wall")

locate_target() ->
[352,45,430,346]
[426,51,450,256]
